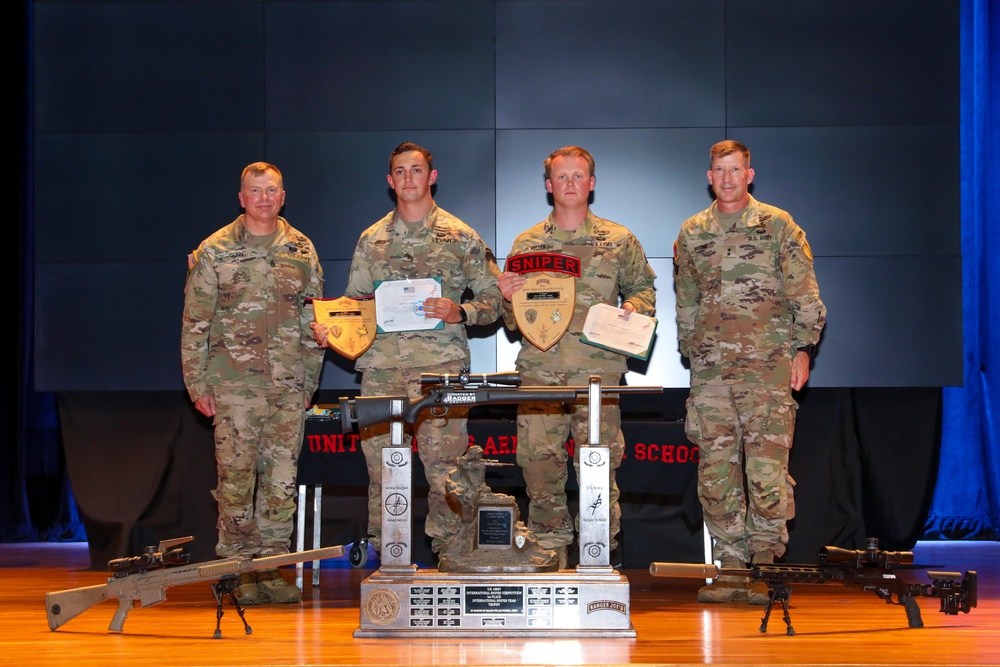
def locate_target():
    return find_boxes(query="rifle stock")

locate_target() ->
[46,584,111,631]
[46,544,344,632]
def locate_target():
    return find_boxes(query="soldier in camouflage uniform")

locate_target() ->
[498,146,656,567]
[313,143,502,557]
[181,162,325,604]
[673,140,826,603]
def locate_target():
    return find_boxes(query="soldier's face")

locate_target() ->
[708,152,754,213]
[546,155,594,208]
[387,150,437,204]
[238,171,285,226]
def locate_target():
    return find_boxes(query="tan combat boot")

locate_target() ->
[233,572,260,605]
[256,568,302,603]
[554,546,568,570]
[698,557,749,603]
[748,552,774,605]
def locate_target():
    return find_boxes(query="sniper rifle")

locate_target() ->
[338,370,661,432]
[650,537,977,635]
[46,536,344,637]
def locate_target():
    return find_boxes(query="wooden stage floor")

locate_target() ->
[2,540,996,667]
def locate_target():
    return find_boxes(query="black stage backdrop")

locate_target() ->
[55,387,939,570]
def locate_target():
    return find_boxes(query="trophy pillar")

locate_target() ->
[577,375,613,570]
[379,398,417,572]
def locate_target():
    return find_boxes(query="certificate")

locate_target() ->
[580,303,658,360]
[374,278,444,333]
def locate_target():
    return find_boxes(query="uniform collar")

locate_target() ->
[390,204,439,233]
[543,209,595,239]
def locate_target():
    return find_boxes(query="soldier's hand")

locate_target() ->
[194,395,216,418]
[309,321,330,348]
[423,297,463,323]
[790,351,811,391]
[498,272,526,300]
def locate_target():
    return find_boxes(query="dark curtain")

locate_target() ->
[3,0,85,544]
[46,387,939,569]
[924,0,1000,540]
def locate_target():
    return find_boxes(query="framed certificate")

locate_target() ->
[580,303,658,360]
[374,278,444,333]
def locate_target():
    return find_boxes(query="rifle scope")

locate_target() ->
[420,371,521,387]
[819,544,914,567]
[108,546,191,574]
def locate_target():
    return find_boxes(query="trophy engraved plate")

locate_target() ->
[476,506,514,551]
[356,571,634,637]
[313,296,376,360]
[507,253,580,352]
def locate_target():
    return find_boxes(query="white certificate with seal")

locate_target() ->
[580,303,658,360]
[374,278,444,333]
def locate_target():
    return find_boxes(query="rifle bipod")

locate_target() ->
[760,583,795,636]
[210,577,253,638]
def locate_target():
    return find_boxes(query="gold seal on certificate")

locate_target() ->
[580,303,658,360]
[312,296,376,360]
[507,252,581,352]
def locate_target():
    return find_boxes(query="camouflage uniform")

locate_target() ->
[673,195,825,563]
[182,215,324,558]
[346,205,502,552]
[502,211,656,551]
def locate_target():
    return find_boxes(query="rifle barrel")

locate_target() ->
[650,562,720,578]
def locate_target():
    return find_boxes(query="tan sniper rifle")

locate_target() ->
[46,536,343,637]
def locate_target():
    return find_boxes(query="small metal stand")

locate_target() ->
[210,577,253,638]
[355,377,635,638]
[760,584,795,636]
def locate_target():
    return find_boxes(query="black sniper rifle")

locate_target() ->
[650,537,977,635]
[46,536,344,637]
[338,370,661,431]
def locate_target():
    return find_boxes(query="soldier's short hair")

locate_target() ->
[710,140,751,167]
[241,162,283,188]
[544,146,596,179]
[389,142,434,172]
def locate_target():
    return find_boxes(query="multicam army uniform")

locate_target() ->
[501,211,656,552]
[346,205,501,553]
[181,215,325,558]
[673,195,826,563]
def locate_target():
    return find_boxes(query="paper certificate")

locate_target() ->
[374,278,444,333]
[580,303,658,360]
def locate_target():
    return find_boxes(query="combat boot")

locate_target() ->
[748,552,775,605]
[554,546,568,569]
[234,572,260,606]
[698,557,749,603]
[256,568,302,603]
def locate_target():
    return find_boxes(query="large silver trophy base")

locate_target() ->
[355,567,634,638]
